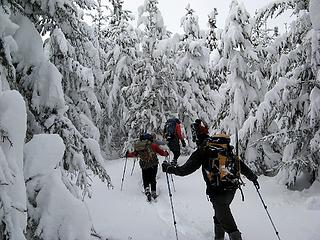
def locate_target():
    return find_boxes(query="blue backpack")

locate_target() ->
[164,118,178,139]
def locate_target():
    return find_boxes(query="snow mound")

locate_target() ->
[306,196,320,210]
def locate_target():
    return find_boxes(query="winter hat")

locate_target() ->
[140,133,154,141]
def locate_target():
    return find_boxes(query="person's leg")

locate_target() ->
[142,168,151,201]
[168,138,180,165]
[150,165,158,199]
[228,231,242,240]
[149,165,158,192]
[210,191,241,238]
[213,216,225,240]
[141,168,149,190]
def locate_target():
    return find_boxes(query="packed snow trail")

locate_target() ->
[86,156,320,240]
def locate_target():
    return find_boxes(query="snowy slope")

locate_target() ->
[86,156,320,240]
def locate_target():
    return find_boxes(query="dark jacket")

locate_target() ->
[173,147,257,193]
[127,143,169,169]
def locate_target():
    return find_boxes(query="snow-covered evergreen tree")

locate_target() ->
[206,8,224,91]
[0,9,29,237]
[0,90,27,240]
[243,0,320,189]
[0,2,111,239]
[232,5,283,175]
[310,0,320,71]
[13,0,110,189]
[205,8,218,52]
[87,0,110,44]
[173,5,216,146]
[100,0,139,156]
[124,0,177,142]
[213,0,261,134]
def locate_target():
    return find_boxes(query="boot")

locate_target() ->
[228,231,242,240]
[145,187,151,202]
[151,191,158,200]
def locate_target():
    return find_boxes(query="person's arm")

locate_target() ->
[175,123,183,140]
[176,123,186,146]
[239,160,257,181]
[151,143,169,156]
[153,139,166,146]
[163,149,203,176]
[239,159,260,188]
[202,125,209,134]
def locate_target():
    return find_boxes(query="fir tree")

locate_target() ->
[0,1,112,238]
[245,0,320,188]
[124,0,176,142]
[100,0,139,156]
[173,4,215,146]
[205,8,218,51]
[213,0,260,133]
[0,90,27,240]
[206,8,224,90]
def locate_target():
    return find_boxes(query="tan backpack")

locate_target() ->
[134,140,156,162]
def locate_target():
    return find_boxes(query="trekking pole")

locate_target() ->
[165,170,179,240]
[120,155,128,191]
[130,158,137,176]
[255,185,281,240]
[170,174,176,192]
[166,156,176,192]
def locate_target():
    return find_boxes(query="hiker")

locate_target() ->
[162,134,259,240]
[163,118,186,166]
[127,133,169,202]
[191,118,209,147]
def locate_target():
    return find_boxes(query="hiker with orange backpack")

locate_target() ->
[162,133,259,240]
[127,133,169,202]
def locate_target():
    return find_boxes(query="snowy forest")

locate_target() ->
[0,0,319,239]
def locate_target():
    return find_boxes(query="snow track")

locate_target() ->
[87,156,320,240]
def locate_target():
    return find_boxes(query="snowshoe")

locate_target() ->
[151,191,158,200]
[146,193,152,202]
[145,191,152,202]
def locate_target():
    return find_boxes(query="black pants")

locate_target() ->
[142,165,158,192]
[209,190,239,238]
[167,137,180,161]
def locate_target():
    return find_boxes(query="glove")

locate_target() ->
[125,150,129,157]
[181,139,186,147]
[162,161,176,174]
[252,178,260,189]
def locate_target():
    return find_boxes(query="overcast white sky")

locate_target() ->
[123,0,283,33]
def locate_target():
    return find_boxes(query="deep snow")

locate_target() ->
[87,155,320,240]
